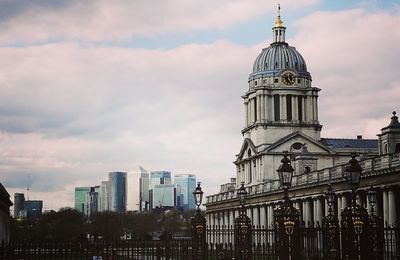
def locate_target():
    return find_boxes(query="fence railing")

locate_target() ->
[1,225,400,259]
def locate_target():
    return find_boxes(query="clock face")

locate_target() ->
[282,72,295,85]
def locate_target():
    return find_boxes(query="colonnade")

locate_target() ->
[206,185,399,244]
[244,92,318,126]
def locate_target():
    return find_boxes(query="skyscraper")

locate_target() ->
[23,200,43,218]
[174,174,196,210]
[149,171,171,209]
[152,184,176,208]
[109,172,127,213]
[99,181,110,211]
[74,187,91,214]
[13,193,25,218]
[139,166,149,211]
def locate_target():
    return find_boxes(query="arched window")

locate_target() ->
[384,143,388,154]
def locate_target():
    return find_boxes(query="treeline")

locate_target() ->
[10,208,197,242]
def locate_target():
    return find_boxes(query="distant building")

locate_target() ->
[23,200,43,218]
[139,166,149,211]
[85,187,99,216]
[149,171,171,209]
[0,183,13,244]
[13,193,25,218]
[99,181,110,211]
[174,174,196,210]
[109,172,127,213]
[153,184,177,209]
[74,187,91,214]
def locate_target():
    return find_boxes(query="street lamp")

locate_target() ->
[367,186,377,215]
[326,185,336,215]
[191,182,206,259]
[238,182,247,210]
[323,185,339,260]
[277,151,294,201]
[341,154,369,259]
[193,182,204,211]
[274,152,300,260]
[344,153,362,194]
[234,182,252,259]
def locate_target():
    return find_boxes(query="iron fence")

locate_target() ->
[1,224,400,259]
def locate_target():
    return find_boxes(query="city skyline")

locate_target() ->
[1,0,400,210]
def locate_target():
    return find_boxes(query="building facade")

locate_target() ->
[13,193,25,218]
[0,183,12,244]
[109,171,127,213]
[74,187,91,214]
[149,171,171,209]
[205,13,400,230]
[174,174,196,210]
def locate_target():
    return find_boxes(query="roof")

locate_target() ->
[320,138,378,149]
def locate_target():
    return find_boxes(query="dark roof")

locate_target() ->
[320,138,378,149]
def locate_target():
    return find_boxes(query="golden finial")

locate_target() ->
[275,4,283,27]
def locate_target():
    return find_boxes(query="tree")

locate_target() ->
[87,211,124,240]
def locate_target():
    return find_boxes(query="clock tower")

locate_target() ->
[242,8,322,147]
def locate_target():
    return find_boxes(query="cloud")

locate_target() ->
[0,0,318,44]
[1,4,399,209]
[291,8,400,138]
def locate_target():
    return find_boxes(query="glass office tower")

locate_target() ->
[174,174,196,210]
[74,187,91,214]
[109,172,127,213]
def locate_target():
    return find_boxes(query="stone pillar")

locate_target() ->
[267,204,274,227]
[253,206,260,228]
[292,95,298,121]
[260,205,267,228]
[280,95,286,121]
[388,188,397,226]
[303,199,312,225]
[337,195,342,221]
[383,190,389,224]
[247,208,252,224]
[314,197,323,225]
[257,94,261,122]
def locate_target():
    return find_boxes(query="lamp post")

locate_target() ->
[367,186,384,260]
[234,182,252,260]
[322,185,339,260]
[341,154,369,260]
[274,152,300,260]
[191,182,207,260]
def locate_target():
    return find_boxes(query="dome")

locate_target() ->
[249,43,311,81]
[249,10,311,82]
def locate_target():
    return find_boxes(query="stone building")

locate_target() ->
[205,12,400,230]
[0,183,13,244]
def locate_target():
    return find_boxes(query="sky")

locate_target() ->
[1,0,399,211]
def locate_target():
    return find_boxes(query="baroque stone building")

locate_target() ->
[205,12,400,231]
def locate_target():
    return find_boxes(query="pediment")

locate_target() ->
[236,138,258,162]
[265,132,332,154]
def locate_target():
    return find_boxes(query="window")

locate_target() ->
[286,95,292,121]
[292,142,302,150]
[274,78,279,83]
[255,81,257,86]
[395,143,400,153]
[297,78,301,84]
[263,79,266,84]
[298,96,303,122]
[274,95,280,121]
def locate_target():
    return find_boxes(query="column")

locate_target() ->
[303,199,312,226]
[280,95,286,121]
[292,95,298,121]
[383,190,389,224]
[315,197,323,225]
[337,195,342,221]
[388,188,397,226]
[257,94,261,122]
[253,206,260,228]
[267,95,272,120]
[260,205,266,228]
[247,208,252,224]
[267,204,274,227]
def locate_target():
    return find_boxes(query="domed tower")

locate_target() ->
[242,8,322,147]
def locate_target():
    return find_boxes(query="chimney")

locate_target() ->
[357,135,362,140]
